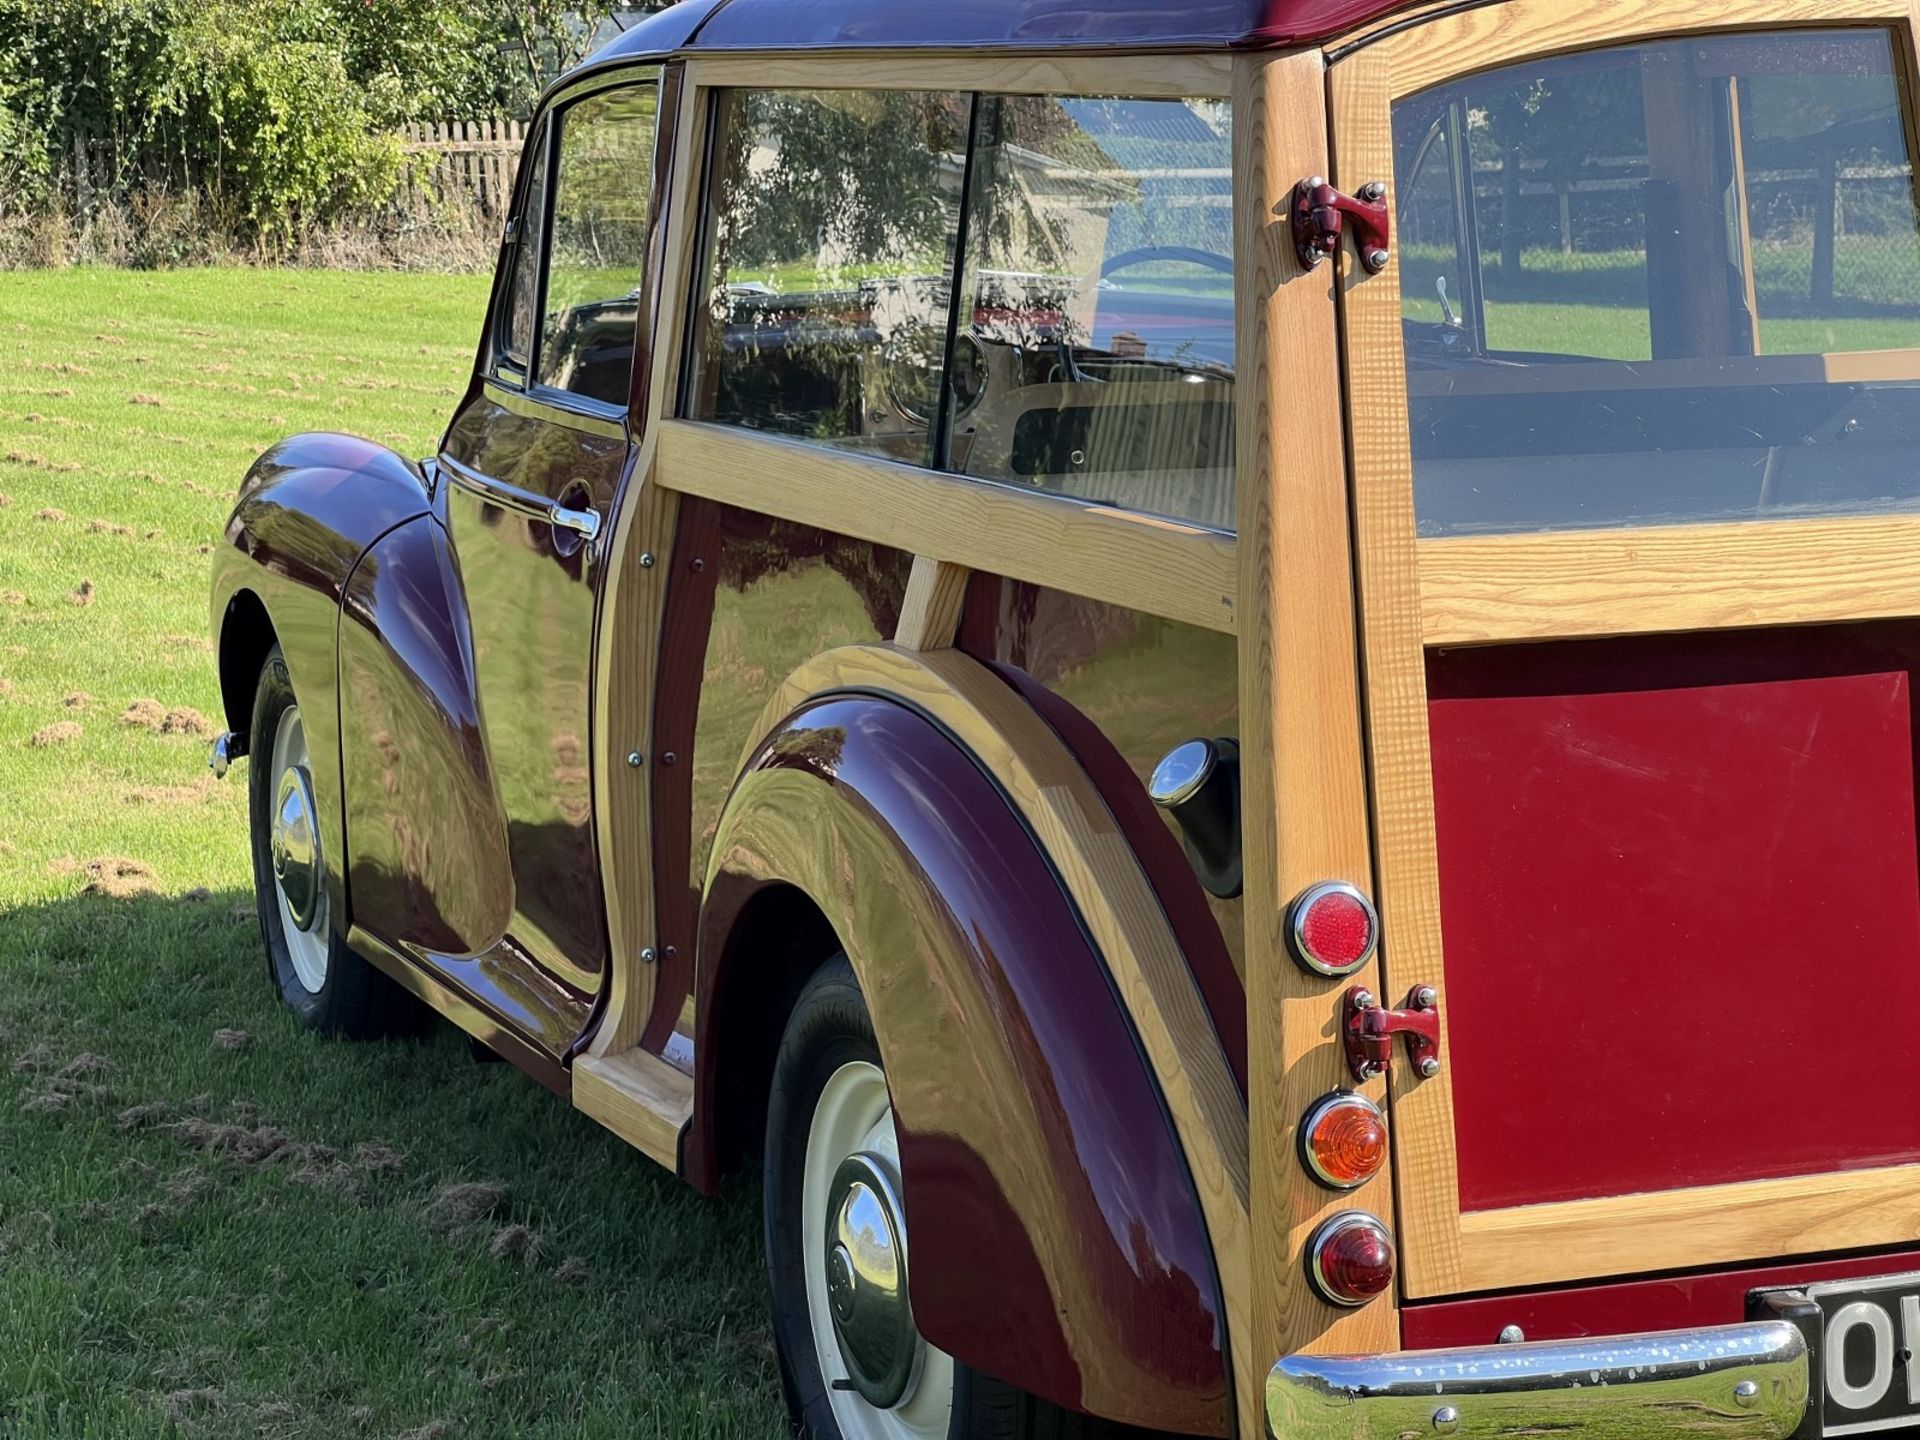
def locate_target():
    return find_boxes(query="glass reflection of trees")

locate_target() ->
[691,88,1239,531]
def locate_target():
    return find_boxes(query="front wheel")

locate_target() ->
[766,956,1109,1440]
[247,646,412,1038]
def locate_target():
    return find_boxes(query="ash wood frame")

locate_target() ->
[1331,0,1920,1299]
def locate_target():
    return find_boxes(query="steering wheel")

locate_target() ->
[1100,245,1235,280]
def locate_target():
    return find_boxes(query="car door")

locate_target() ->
[440,69,665,997]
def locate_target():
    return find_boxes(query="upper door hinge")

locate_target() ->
[1292,177,1392,275]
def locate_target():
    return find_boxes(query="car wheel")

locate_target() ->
[247,646,412,1038]
[766,955,1110,1440]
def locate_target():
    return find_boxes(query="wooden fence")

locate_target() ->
[400,119,529,218]
[64,120,531,220]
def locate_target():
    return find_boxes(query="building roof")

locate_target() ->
[598,0,1426,61]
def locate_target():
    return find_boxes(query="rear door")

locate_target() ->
[1331,0,1920,1299]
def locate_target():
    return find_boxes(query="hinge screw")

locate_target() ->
[639,551,655,568]
[1365,247,1392,272]
[1413,986,1437,1010]
[639,947,657,965]
[1360,181,1386,202]
[626,751,644,768]
[1417,1055,1442,1079]
[1352,989,1376,1011]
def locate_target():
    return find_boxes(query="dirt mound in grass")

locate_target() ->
[120,698,165,728]
[425,1180,508,1231]
[161,707,214,737]
[79,855,156,897]
[30,721,82,747]
[68,580,94,606]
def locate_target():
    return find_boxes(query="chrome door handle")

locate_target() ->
[442,456,601,543]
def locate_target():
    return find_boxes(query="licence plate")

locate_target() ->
[1805,1272,1920,1435]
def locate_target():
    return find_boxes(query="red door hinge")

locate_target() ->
[1342,984,1440,1082]
[1292,177,1392,274]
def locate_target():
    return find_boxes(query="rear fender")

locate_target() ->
[210,433,434,937]
[695,646,1245,1436]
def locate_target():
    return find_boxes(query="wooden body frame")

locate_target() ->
[1328,0,1920,1299]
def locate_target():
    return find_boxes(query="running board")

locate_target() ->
[572,1049,693,1171]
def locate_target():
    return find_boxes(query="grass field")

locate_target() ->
[0,270,784,1439]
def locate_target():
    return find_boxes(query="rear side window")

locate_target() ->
[691,90,968,463]
[1393,29,1920,535]
[689,88,1237,532]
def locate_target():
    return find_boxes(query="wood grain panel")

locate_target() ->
[573,1049,694,1169]
[1420,516,1920,647]
[894,556,971,652]
[1233,50,1397,1431]
[655,421,1239,635]
[1378,0,1911,97]
[683,51,1232,99]
[1328,44,1467,1300]
[742,642,1255,1416]
[1457,1161,1920,1291]
[587,65,707,1064]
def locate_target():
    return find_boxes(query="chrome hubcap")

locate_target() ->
[825,1152,919,1410]
[271,765,321,932]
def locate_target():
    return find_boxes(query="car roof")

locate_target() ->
[597,0,1425,60]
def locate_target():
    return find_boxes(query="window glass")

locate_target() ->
[1393,30,1920,536]
[500,122,549,375]
[691,90,969,463]
[952,96,1236,530]
[535,80,660,407]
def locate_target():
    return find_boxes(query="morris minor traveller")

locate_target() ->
[209,1,1920,1436]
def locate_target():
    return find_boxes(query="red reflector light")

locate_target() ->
[1307,1211,1394,1307]
[1288,881,1378,976]
[1301,1093,1388,1190]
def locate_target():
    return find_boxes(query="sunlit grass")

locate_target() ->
[0,269,784,1439]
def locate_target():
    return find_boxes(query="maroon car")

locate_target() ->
[210,1,1920,1436]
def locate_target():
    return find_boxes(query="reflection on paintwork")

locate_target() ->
[689,511,909,890]
[339,517,514,958]
[443,399,622,986]
[964,578,1244,979]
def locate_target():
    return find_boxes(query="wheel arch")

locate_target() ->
[216,588,278,737]
[690,644,1248,1437]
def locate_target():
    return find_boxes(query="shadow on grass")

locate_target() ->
[0,885,786,1439]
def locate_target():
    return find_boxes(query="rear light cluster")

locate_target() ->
[1287,881,1378,976]
[1290,880,1396,1307]
[1299,1093,1387,1190]
[1307,1211,1395,1307]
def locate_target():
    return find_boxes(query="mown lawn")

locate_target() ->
[0,270,783,1439]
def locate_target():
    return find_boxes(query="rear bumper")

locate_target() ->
[1267,1320,1807,1440]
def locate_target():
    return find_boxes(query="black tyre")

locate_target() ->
[765,955,1113,1440]
[247,646,413,1038]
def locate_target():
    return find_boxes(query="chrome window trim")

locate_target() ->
[482,377,628,442]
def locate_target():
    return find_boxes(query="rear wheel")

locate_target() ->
[766,956,1109,1440]
[247,647,412,1038]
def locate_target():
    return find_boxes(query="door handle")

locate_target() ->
[443,456,602,543]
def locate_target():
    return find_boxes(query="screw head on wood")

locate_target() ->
[640,947,657,965]
[639,551,656,568]
[626,751,643,768]
[1417,1055,1442,1079]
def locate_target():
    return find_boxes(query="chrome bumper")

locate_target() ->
[1268,1321,1807,1440]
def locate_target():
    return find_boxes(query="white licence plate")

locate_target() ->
[1807,1272,1920,1435]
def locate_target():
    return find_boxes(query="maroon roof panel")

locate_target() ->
[686,0,1426,52]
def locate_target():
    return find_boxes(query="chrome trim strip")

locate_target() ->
[1268,1322,1808,1440]
[481,377,628,440]
[441,454,603,542]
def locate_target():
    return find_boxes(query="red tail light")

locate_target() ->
[1287,881,1378,976]
[1300,1093,1387,1189]
[1307,1211,1394,1306]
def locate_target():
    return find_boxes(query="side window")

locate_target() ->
[1393,29,1920,535]
[954,96,1235,530]
[499,122,550,378]
[534,78,662,407]
[691,90,969,463]
[689,88,1237,532]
